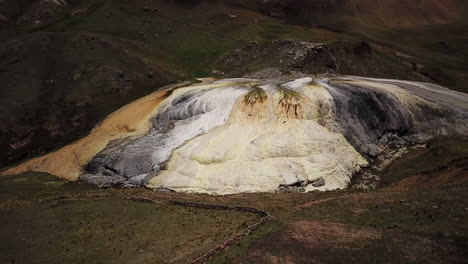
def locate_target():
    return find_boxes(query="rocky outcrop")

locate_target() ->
[215,40,411,80]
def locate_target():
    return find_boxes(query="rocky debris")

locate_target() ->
[154,188,175,193]
[279,178,326,193]
[80,166,149,188]
[311,178,325,187]
[379,133,408,149]
[215,39,392,79]
[351,171,381,190]
[80,173,126,188]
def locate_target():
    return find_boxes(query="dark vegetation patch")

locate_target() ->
[0,171,96,202]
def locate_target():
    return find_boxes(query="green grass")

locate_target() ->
[0,172,97,202]
[210,220,285,264]
[289,187,468,236]
[0,172,260,264]
[278,87,303,105]
[243,86,268,105]
[0,199,259,264]
[381,136,468,186]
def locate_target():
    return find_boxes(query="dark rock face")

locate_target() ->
[327,82,413,156]
[0,32,176,168]
[215,40,399,79]
[323,78,465,157]
[311,178,325,187]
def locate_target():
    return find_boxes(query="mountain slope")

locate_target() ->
[0,0,467,169]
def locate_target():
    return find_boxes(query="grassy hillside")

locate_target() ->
[0,0,466,168]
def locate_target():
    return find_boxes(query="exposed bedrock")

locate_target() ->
[75,76,467,193]
[215,40,379,79]
[321,79,464,157]
[214,39,453,88]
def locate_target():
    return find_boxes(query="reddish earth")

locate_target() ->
[388,158,468,190]
[346,0,461,27]
[229,220,465,264]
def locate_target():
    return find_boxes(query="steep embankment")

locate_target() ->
[3,76,467,194]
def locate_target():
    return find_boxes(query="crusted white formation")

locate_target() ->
[147,110,368,194]
[7,75,463,194]
[83,82,251,186]
[146,77,467,194]
[80,76,468,193]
